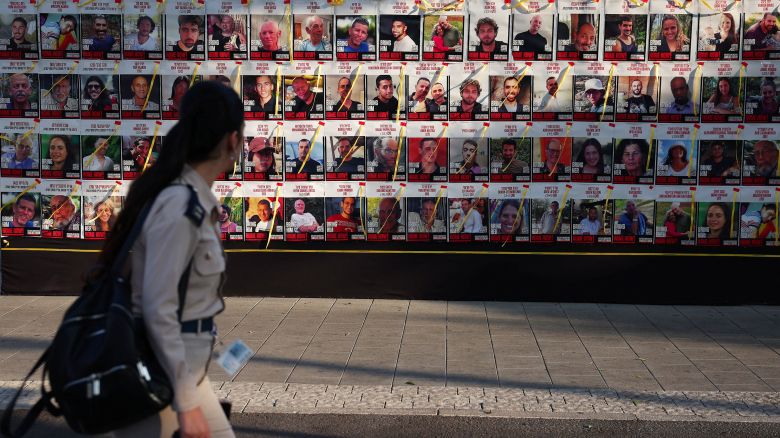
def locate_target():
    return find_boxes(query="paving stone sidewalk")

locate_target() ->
[1,296,780,422]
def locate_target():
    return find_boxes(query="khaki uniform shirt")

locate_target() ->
[131,165,225,412]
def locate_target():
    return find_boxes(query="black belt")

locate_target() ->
[181,317,214,334]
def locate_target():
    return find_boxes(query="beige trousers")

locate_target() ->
[112,332,235,438]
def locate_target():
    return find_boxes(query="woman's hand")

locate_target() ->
[178,407,210,438]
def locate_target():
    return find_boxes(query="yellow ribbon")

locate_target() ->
[46,183,81,221]
[275,66,283,117]
[396,64,406,123]
[730,189,738,239]
[688,189,696,235]
[0,121,38,145]
[335,124,366,171]
[548,124,571,178]
[42,62,79,99]
[602,186,614,235]
[502,185,529,247]
[142,123,162,172]
[497,66,530,110]
[600,65,616,122]
[189,63,201,87]
[337,64,363,112]
[379,185,407,232]
[646,125,656,173]
[553,64,573,99]
[84,123,121,169]
[358,184,368,240]
[511,0,531,12]
[502,124,531,173]
[457,184,488,233]
[552,185,572,235]
[77,0,100,7]
[265,184,282,249]
[737,63,746,117]
[298,123,324,174]
[0,179,41,211]
[427,186,446,231]
[141,62,161,113]
[692,64,702,117]
[393,125,406,182]
[284,3,293,62]
[699,0,715,11]
[231,63,242,95]
[687,125,698,178]
[456,125,488,175]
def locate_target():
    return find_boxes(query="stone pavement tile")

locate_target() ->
[305,340,358,353]
[592,357,648,370]
[601,374,663,392]
[495,355,545,369]
[348,348,401,362]
[549,375,607,388]
[398,344,444,356]
[703,371,769,386]
[643,364,703,377]
[339,372,395,386]
[538,342,589,352]
[234,366,292,382]
[397,353,445,368]
[677,347,735,360]
[585,347,637,359]
[498,370,553,388]
[546,363,600,376]
[692,359,752,372]
[762,378,780,391]
[654,377,718,392]
[716,383,775,392]
[540,351,595,365]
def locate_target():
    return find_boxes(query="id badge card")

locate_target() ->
[216,340,253,377]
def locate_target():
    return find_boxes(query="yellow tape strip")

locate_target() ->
[141,62,161,113]
[142,123,162,172]
[396,64,406,123]
[692,64,702,117]
[502,124,531,173]
[189,63,201,87]
[602,187,614,235]
[548,124,571,178]
[456,125,488,174]
[501,186,529,248]
[646,125,656,173]
[730,189,738,239]
[335,124,365,171]
[393,125,406,182]
[336,64,362,112]
[84,123,121,169]
[378,185,406,232]
[687,125,698,178]
[285,4,293,62]
[552,185,572,235]
[737,63,745,117]
[42,63,78,99]
[275,66,283,117]
[689,189,696,235]
[297,123,324,174]
[358,184,368,240]
[553,64,573,99]
[265,184,282,250]
[46,184,81,221]
[457,185,488,233]
[232,63,242,95]
[600,65,615,122]
[0,179,41,211]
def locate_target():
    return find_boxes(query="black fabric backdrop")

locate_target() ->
[1,237,777,304]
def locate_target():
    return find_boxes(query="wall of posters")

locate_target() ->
[0,0,778,250]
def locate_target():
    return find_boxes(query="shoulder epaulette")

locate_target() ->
[183,184,205,227]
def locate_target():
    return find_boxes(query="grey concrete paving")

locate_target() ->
[1,296,780,422]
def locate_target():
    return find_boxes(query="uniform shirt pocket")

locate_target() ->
[194,238,226,276]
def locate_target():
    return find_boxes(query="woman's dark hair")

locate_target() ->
[99,81,244,267]
[575,138,604,173]
[663,144,689,166]
[712,77,734,106]
[701,202,731,240]
[615,139,649,164]
[83,76,113,111]
[169,76,189,101]
[47,135,78,172]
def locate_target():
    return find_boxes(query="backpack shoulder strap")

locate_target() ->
[176,184,202,323]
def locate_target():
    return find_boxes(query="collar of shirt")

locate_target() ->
[180,164,219,216]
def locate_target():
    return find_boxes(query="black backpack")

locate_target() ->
[1,185,203,437]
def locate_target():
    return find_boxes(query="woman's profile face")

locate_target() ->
[499,204,518,234]
[706,205,726,233]
[584,144,600,167]
[49,138,68,164]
